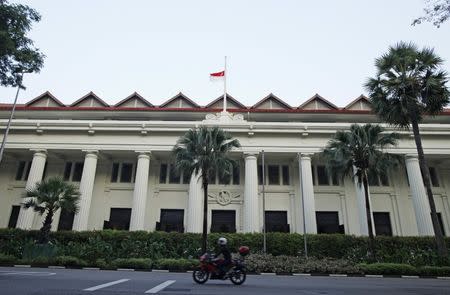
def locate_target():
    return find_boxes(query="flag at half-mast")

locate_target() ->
[210,70,225,81]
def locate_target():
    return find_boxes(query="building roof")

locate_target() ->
[251,93,292,109]
[344,95,372,110]
[205,94,247,109]
[159,92,200,108]
[299,94,339,110]
[25,91,65,107]
[114,92,153,107]
[70,92,110,107]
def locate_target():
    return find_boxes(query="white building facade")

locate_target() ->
[1,91,450,237]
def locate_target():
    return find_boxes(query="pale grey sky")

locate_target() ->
[1,0,449,107]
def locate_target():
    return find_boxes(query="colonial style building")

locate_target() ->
[0,91,449,237]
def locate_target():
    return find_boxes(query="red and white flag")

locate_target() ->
[210,70,225,81]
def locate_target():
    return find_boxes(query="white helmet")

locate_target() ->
[218,237,227,246]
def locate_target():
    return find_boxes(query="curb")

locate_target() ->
[3,265,450,279]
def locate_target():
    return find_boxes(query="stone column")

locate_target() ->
[186,171,203,233]
[300,154,317,234]
[353,167,375,236]
[243,153,259,232]
[16,149,47,229]
[130,152,151,231]
[405,155,434,236]
[72,151,98,231]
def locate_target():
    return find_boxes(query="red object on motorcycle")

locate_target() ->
[238,246,250,256]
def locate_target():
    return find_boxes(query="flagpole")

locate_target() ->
[223,56,227,113]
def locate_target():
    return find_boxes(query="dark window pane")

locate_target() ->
[373,212,392,236]
[211,210,236,233]
[316,211,340,234]
[232,165,240,185]
[317,166,329,185]
[8,206,20,228]
[258,165,263,185]
[15,161,25,181]
[265,211,289,232]
[57,208,75,231]
[311,166,316,185]
[120,163,133,183]
[332,173,339,186]
[207,169,215,184]
[429,167,439,187]
[63,162,72,181]
[282,166,290,185]
[437,213,445,237]
[169,164,181,184]
[368,172,379,186]
[268,165,280,185]
[159,164,167,183]
[106,208,131,230]
[111,163,119,182]
[159,209,184,232]
[24,161,31,181]
[182,171,191,184]
[218,171,231,185]
[380,173,389,186]
[72,162,84,182]
[42,161,48,179]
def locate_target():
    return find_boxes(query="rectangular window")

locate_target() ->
[159,164,168,183]
[232,165,240,185]
[63,162,72,181]
[429,167,439,187]
[268,165,280,185]
[317,166,329,185]
[57,208,75,231]
[265,211,289,232]
[380,173,389,186]
[15,161,26,181]
[258,165,263,185]
[316,211,341,234]
[42,161,48,180]
[282,166,290,185]
[24,161,31,180]
[218,171,231,185]
[437,213,446,237]
[168,164,181,184]
[182,170,191,184]
[8,205,20,228]
[159,209,184,232]
[311,166,316,185]
[208,169,215,184]
[111,163,119,182]
[72,162,84,182]
[373,212,392,236]
[211,210,236,233]
[368,172,379,186]
[332,173,339,186]
[105,208,131,230]
[120,163,133,183]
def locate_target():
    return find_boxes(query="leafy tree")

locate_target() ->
[23,177,80,244]
[173,126,240,253]
[413,0,450,27]
[0,0,45,87]
[365,42,449,257]
[323,124,400,261]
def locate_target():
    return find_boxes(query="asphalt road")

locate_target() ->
[1,267,449,295]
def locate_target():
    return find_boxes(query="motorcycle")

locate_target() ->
[192,246,249,285]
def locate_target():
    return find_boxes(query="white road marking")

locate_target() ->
[0,271,55,276]
[145,280,176,294]
[83,278,130,291]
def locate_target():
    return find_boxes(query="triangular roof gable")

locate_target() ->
[252,93,292,109]
[206,94,247,109]
[159,92,200,108]
[71,92,109,107]
[115,92,153,107]
[26,91,65,107]
[299,94,339,110]
[344,95,372,111]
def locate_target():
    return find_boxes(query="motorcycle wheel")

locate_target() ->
[193,268,209,284]
[229,269,246,285]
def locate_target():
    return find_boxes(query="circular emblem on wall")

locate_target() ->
[216,190,232,206]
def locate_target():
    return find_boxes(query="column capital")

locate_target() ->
[82,150,99,158]
[30,149,47,156]
[300,153,314,160]
[135,151,152,159]
[405,154,418,161]
[243,151,259,158]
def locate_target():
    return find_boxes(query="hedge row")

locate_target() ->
[0,229,449,266]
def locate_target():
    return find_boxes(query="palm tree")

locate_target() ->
[23,177,80,244]
[365,42,450,257]
[173,126,240,253]
[323,124,400,261]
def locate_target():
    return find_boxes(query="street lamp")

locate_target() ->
[0,71,26,165]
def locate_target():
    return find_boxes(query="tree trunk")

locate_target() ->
[201,174,208,254]
[38,208,54,244]
[362,172,376,262]
[410,113,448,257]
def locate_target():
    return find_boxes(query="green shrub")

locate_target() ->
[22,243,58,261]
[112,258,152,270]
[359,263,417,275]
[155,258,197,271]
[27,256,55,266]
[418,266,450,277]
[0,253,17,265]
[53,256,87,267]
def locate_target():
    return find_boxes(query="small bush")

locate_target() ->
[112,258,152,270]
[54,256,87,267]
[359,263,417,275]
[0,253,17,265]
[27,256,55,266]
[418,266,450,277]
[155,258,197,271]
[94,258,110,269]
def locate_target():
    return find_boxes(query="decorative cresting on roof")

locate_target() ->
[26,91,65,107]
[299,93,339,110]
[206,93,247,109]
[252,93,292,109]
[114,92,153,107]
[159,92,200,108]
[344,94,373,111]
[70,91,110,107]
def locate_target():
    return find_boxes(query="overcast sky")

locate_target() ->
[1,0,449,107]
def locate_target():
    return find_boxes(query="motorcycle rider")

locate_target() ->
[213,237,231,277]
